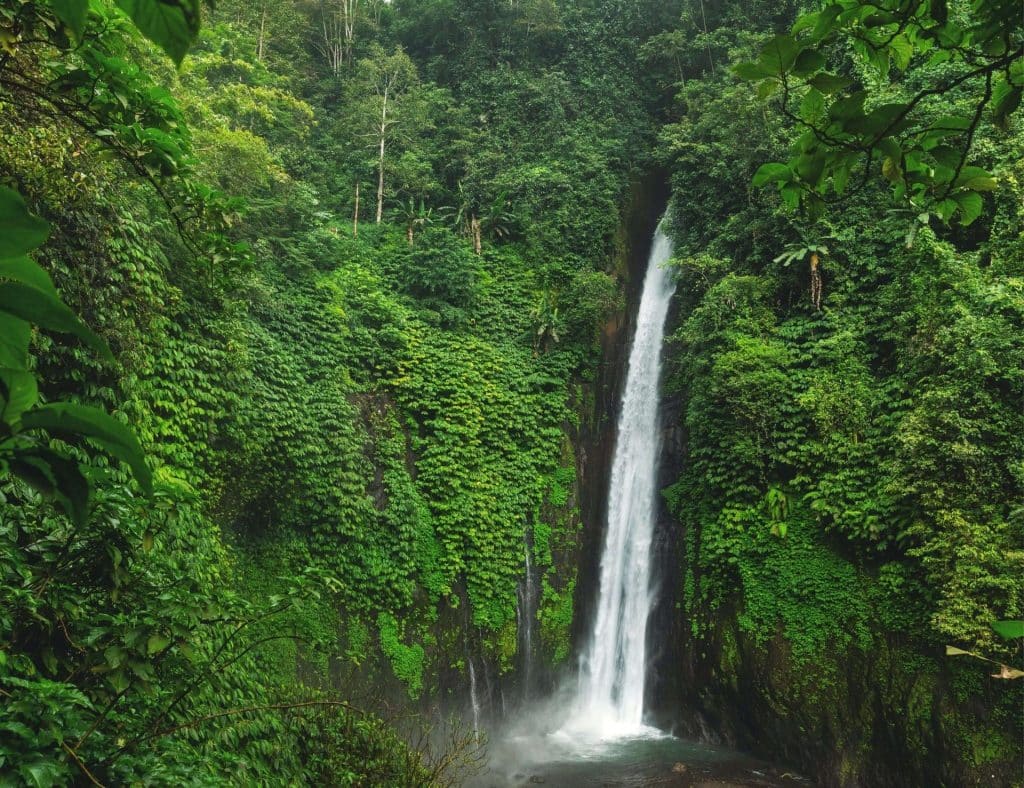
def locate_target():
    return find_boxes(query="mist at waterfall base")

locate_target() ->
[466,225,807,787]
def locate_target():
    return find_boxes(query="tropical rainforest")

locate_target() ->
[0,0,1021,786]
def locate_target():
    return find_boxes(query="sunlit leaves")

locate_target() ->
[735,0,1022,225]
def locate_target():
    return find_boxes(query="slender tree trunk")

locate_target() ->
[698,0,716,75]
[471,215,482,255]
[407,225,414,245]
[376,87,388,224]
[353,181,360,237]
[343,0,358,65]
[810,252,822,310]
[256,4,267,61]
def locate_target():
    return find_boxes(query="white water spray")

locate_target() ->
[570,222,675,738]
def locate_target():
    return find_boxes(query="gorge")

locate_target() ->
[1,1,1021,786]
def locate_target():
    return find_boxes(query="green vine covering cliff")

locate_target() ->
[0,0,1021,785]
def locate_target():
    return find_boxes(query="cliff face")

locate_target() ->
[647,582,1021,787]
[647,331,1023,788]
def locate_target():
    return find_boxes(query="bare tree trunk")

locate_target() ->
[353,181,360,237]
[256,3,267,61]
[810,252,822,310]
[471,216,482,255]
[343,0,359,65]
[407,225,414,245]
[318,3,344,74]
[376,86,388,224]
[698,0,716,76]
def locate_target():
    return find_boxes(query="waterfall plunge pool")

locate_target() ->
[469,724,810,787]
[466,220,810,786]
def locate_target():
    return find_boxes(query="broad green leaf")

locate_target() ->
[954,191,983,226]
[945,646,971,656]
[0,367,39,423]
[10,448,91,526]
[780,184,801,210]
[800,88,825,121]
[927,115,972,135]
[992,620,1024,639]
[853,103,911,137]
[829,91,867,123]
[50,0,89,38]
[808,72,851,95]
[0,282,113,363]
[929,145,961,169]
[0,256,58,294]
[21,403,152,495]
[831,154,855,194]
[956,166,998,191]
[734,61,773,81]
[811,4,842,42]
[753,162,792,187]
[0,314,30,368]
[760,34,801,74]
[795,150,827,184]
[0,187,50,257]
[115,0,201,64]
[793,48,825,76]
[935,198,958,222]
[889,34,914,71]
[147,633,172,655]
[868,47,890,76]
[992,78,1023,129]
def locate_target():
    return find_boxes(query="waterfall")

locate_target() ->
[468,653,481,735]
[517,532,536,699]
[571,222,675,737]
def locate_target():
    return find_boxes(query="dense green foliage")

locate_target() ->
[1,0,1020,784]
[0,0,667,783]
[654,0,1022,780]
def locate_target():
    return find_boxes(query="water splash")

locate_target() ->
[569,222,675,738]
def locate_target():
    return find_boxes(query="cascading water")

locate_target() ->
[517,534,537,700]
[468,654,481,735]
[472,224,797,784]
[570,222,675,738]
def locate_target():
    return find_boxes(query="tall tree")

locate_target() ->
[314,0,361,74]
[355,46,423,223]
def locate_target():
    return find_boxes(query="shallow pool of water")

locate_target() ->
[468,728,810,787]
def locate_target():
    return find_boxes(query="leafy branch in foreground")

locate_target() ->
[946,620,1024,680]
[0,187,151,523]
[738,0,1023,224]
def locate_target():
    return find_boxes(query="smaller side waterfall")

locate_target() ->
[468,654,481,735]
[517,532,537,699]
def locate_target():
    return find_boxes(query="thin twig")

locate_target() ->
[62,742,105,787]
